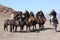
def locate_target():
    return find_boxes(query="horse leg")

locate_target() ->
[32,25,34,30]
[20,27,23,31]
[15,26,17,32]
[10,25,12,32]
[39,24,41,29]
[52,25,56,32]
[26,25,28,32]
[6,25,8,31]
[32,25,36,30]
[35,24,36,29]
[12,25,14,32]
[19,25,22,31]
[29,26,31,31]
[20,25,23,31]
[51,24,54,32]
[21,25,24,30]
[4,24,8,31]
[55,25,57,32]
[4,24,6,31]
[20,26,22,31]
[41,25,44,30]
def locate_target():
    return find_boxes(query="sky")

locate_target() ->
[0,0,60,14]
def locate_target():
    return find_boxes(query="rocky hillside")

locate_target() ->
[0,4,15,14]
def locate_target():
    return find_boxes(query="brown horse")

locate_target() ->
[36,11,46,30]
[4,11,23,32]
[26,16,36,32]
[25,11,36,32]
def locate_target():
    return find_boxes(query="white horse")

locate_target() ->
[50,15,58,32]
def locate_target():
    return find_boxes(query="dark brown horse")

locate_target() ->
[4,11,23,32]
[36,10,46,30]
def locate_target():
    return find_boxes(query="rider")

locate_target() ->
[10,11,16,20]
[36,11,40,19]
[50,9,58,24]
[36,10,45,19]
[30,11,34,17]
[50,9,57,17]
[39,10,44,17]
[24,10,30,20]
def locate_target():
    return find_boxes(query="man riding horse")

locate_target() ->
[36,10,45,19]
[49,9,58,32]
[36,10,46,30]
[10,11,23,32]
[30,11,36,29]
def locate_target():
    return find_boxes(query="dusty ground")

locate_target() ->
[0,13,60,40]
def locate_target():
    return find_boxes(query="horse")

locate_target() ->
[26,15,36,32]
[4,11,23,32]
[49,9,58,32]
[29,11,36,29]
[36,11,46,30]
[11,11,24,32]
[25,11,36,32]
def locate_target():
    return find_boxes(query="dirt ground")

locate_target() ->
[0,13,60,40]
